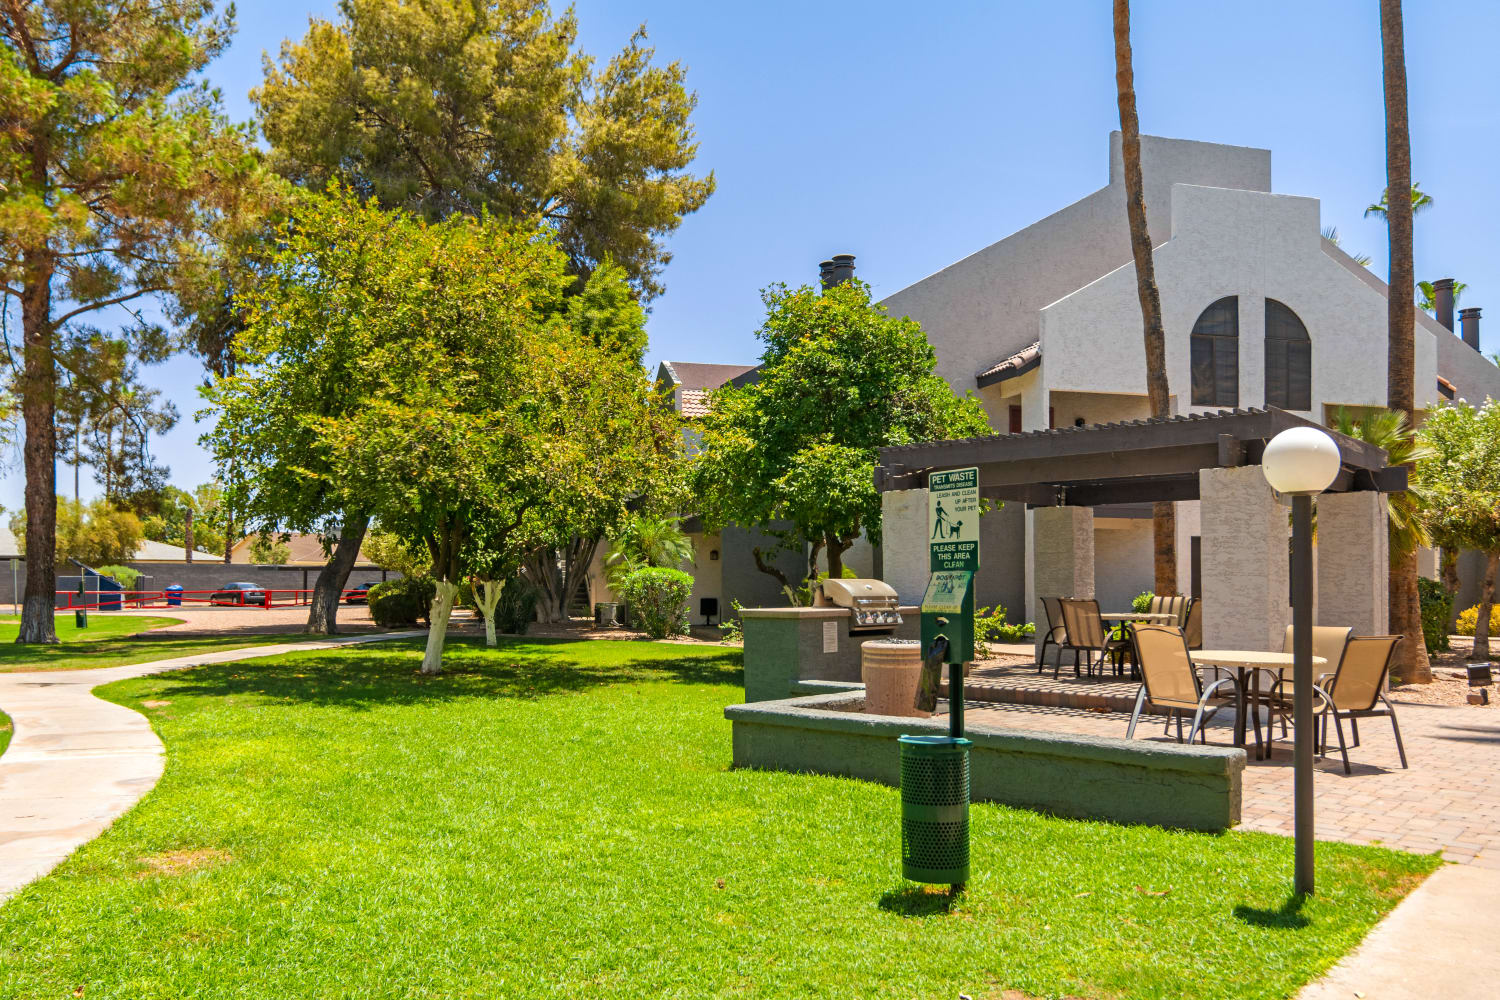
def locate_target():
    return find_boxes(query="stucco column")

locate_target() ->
[1199,466,1289,651]
[1031,506,1094,663]
[1315,491,1389,637]
[880,488,929,606]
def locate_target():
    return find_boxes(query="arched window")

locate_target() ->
[1190,297,1239,407]
[1264,299,1311,410]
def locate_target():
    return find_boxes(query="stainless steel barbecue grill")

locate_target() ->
[814,578,904,633]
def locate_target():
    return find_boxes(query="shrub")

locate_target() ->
[95,564,142,589]
[1131,591,1154,614]
[618,567,693,638]
[718,599,745,645]
[494,575,538,636]
[973,604,1037,659]
[1417,577,1453,653]
[368,576,436,627]
[1456,603,1500,638]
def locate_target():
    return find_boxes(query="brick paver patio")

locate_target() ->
[958,688,1500,865]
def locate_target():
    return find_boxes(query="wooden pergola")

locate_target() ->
[875,407,1405,505]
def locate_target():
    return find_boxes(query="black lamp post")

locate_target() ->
[1262,426,1342,896]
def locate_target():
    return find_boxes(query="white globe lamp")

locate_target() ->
[1262,427,1341,496]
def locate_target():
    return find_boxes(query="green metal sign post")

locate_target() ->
[903,466,979,890]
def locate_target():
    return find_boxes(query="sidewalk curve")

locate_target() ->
[1297,862,1500,999]
[0,630,424,900]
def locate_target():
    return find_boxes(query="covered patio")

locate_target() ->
[875,406,1406,655]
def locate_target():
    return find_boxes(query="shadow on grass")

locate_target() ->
[877,884,964,917]
[148,635,745,711]
[1233,894,1310,930]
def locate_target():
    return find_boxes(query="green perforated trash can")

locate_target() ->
[898,734,971,885]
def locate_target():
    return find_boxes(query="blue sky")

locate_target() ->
[5,0,1497,511]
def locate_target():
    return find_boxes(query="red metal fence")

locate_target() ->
[54,588,369,611]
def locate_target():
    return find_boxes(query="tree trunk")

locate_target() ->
[1471,551,1498,661]
[306,512,370,635]
[420,579,460,675]
[1114,0,1176,595]
[1380,0,1427,682]
[1440,545,1461,633]
[1389,549,1431,682]
[825,533,845,580]
[477,578,504,648]
[17,255,58,644]
[523,548,566,623]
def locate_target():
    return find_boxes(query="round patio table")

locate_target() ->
[1100,612,1176,622]
[1191,650,1327,758]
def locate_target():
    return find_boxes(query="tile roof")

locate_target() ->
[975,341,1041,387]
[679,388,713,417]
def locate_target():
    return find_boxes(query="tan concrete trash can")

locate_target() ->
[861,638,930,717]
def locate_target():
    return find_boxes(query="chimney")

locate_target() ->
[827,253,856,287]
[183,508,194,564]
[818,259,836,290]
[1433,278,1455,331]
[1460,307,1482,351]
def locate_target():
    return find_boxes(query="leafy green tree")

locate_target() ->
[235,198,662,673]
[206,188,421,634]
[254,0,712,299]
[692,280,990,595]
[1417,401,1500,660]
[1,1,266,643]
[363,527,428,579]
[10,497,143,567]
[249,535,291,565]
[141,483,229,558]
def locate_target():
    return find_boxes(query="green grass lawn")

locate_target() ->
[0,614,312,672]
[0,638,1437,999]
[0,708,10,756]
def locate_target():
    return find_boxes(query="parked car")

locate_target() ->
[344,582,376,604]
[210,582,267,606]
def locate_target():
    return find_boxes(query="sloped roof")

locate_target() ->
[976,341,1041,387]
[659,361,757,390]
[228,532,373,565]
[0,522,220,562]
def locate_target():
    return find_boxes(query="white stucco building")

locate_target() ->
[636,133,1500,621]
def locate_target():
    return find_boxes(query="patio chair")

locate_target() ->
[1182,598,1203,650]
[1264,625,1354,737]
[1148,594,1191,627]
[1038,597,1068,675]
[1126,624,1241,746]
[1058,598,1131,680]
[1314,635,1408,775]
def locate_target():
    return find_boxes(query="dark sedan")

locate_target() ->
[344,582,377,604]
[210,581,267,606]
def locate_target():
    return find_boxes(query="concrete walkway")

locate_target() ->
[0,631,423,900]
[1297,863,1500,999]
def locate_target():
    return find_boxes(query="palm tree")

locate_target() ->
[1363,180,1432,220]
[603,513,695,590]
[1113,0,1176,594]
[1330,408,1432,556]
[1379,0,1430,682]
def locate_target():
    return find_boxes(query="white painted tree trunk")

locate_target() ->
[421,580,461,675]
[477,578,504,648]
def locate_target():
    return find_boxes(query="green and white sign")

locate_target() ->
[929,467,979,572]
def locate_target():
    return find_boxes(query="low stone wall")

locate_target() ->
[725,691,1245,832]
[740,606,919,703]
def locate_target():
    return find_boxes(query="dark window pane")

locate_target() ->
[1191,296,1238,406]
[1265,299,1310,409]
